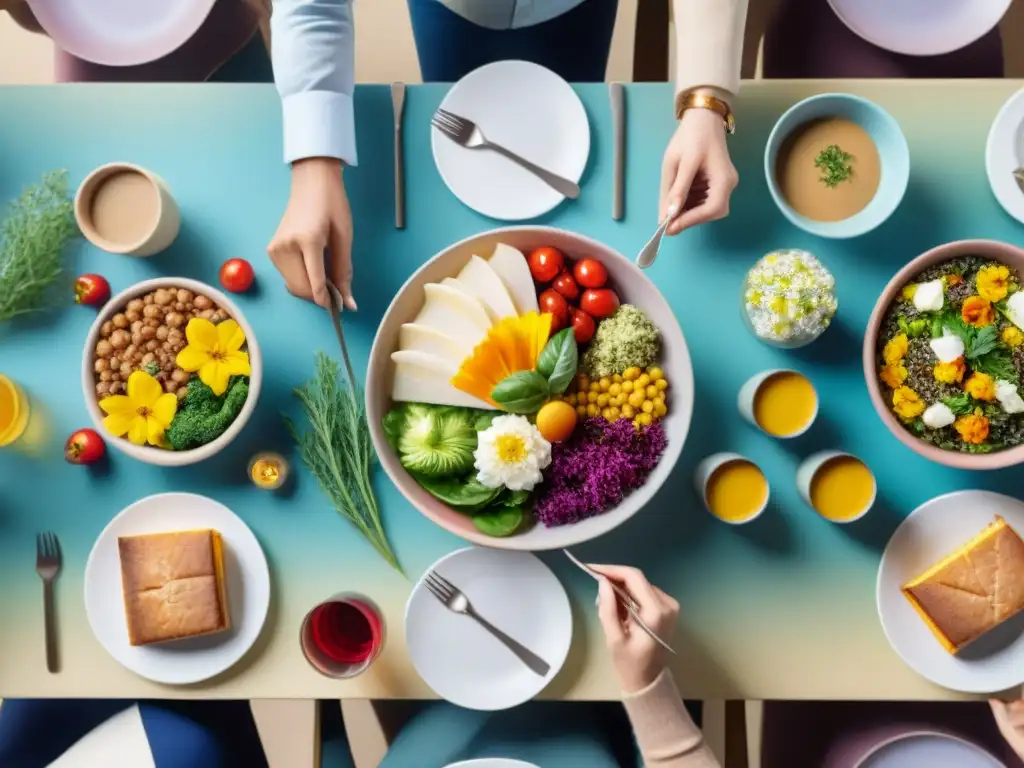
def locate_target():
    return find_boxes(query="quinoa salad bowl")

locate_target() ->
[81,277,262,467]
[366,226,693,550]
[864,239,1024,470]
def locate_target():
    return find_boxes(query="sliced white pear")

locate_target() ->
[488,243,539,315]
[390,350,495,409]
[398,323,468,368]
[412,283,492,353]
[456,254,518,320]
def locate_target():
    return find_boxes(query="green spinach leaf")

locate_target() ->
[943,392,973,415]
[472,505,526,537]
[491,370,550,414]
[414,474,503,511]
[536,328,579,394]
[381,407,407,450]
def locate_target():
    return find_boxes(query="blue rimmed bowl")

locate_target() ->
[765,93,910,239]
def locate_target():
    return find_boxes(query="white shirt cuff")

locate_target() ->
[281,90,358,167]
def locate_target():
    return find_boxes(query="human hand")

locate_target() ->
[591,564,679,693]
[990,698,1024,758]
[267,157,356,310]
[659,99,738,236]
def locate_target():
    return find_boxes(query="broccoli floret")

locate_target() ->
[166,376,250,450]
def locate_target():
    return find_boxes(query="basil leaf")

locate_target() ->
[472,505,526,537]
[414,474,502,510]
[536,328,578,394]
[491,370,550,414]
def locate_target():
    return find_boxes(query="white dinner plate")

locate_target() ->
[445,760,539,768]
[26,0,216,67]
[877,490,1024,693]
[431,60,590,221]
[84,492,271,685]
[986,89,1024,226]
[827,0,1011,56]
[856,732,1003,768]
[405,547,572,710]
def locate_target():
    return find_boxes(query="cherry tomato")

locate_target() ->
[64,428,106,465]
[580,288,619,319]
[219,258,255,293]
[73,274,110,306]
[528,247,565,284]
[570,307,596,344]
[551,270,579,301]
[538,289,570,332]
[573,258,608,289]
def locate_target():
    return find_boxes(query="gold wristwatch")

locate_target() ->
[675,90,735,135]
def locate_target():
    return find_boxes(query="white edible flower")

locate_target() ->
[1007,293,1024,331]
[743,249,837,343]
[929,331,965,363]
[996,379,1024,414]
[922,402,955,429]
[912,280,945,313]
[474,415,551,491]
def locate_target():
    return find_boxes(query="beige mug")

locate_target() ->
[74,162,180,257]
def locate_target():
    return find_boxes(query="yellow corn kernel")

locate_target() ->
[653,395,665,408]
[623,367,641,381]
[565,394,577,406]
[599,377,611,391]
[597,394,610,407]
[587,391,599,404]
[589,382,601,393]
[577,375,590,391]
[586,403,600,417]
[616,394,628,407]
[641,400,654,414]
[621,381,634,394]
[601,407,613,420]
[606,407,620,420]
[635,412,653,427]
[635,374,650,390]
[653,402,667,417]
[620,404,635,419]
[609,383,622,396]
[655,378,668,391]
[628,390,646,408]
[645,385,658,399]
[612,374,623,384]
[648,367,664,381]
[576,405,588,418]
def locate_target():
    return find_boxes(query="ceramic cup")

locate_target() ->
[797,450,877,524]
[738,369,819,439]
[300,593,386,679]
[694,452,770,525]
[74,162,180,257]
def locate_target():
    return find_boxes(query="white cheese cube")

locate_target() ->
[912,280,945,313]
[922,402,955,429]
[996,379,1024,414]
[1007,293,1024,331]
[929,333,965,363]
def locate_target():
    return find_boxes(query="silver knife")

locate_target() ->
[609,82,625,221]
[325,283,359,388]
[563,549,676,655]
[392,82,406,229]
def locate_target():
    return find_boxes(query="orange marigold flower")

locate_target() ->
[954,412,989,445]
[880,363,908,389]
[933,358,965,384]
[961,296,995,327]
[964,372,996,402]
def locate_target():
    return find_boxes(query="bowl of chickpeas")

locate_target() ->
[81,277,262,466]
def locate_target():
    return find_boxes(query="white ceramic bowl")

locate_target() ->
[81,277,261,467]
[366,227,693,550]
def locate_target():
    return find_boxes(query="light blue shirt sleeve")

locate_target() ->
[270,0,358,167]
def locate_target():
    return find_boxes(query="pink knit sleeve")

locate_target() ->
[621,670,721,767]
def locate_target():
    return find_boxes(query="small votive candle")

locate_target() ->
[248,452,289,490]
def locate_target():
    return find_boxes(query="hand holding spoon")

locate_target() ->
[635,204,678,270]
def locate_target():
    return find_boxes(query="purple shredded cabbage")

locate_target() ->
[534,418,667,527]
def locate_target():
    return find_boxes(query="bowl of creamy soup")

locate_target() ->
[765,93,909,239]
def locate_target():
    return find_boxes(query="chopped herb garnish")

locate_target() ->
[815,144,854,188]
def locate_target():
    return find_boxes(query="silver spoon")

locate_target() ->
[635,204,678,270]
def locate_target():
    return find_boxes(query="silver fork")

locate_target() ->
[424,571,551,677]
[36,532,62,673]
[431,108,581,200]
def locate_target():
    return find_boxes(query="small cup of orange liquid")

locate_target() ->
[738,369,818,439]
[0,374,31,448]
[797,451,876,524]
[695,453,770,525]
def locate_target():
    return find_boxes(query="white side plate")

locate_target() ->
[857,731,1003,767]
[84,492,271,685]
[986,89,1024,226]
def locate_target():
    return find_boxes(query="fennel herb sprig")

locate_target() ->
[0,170,77,323]
[815,144,854,189]
[287,352,401,573]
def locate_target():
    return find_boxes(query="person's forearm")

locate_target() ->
[672,0,748,98]
[271,0,358,166]
[622,670,721,767]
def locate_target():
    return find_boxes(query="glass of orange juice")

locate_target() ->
[0,374,30,448]
[738,369,818,439]
[798,451,876,524]
[695,452,770,525]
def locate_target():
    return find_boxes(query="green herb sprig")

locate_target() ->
[0,171,77,323]
[490,328,578,413]
[815,145,854,189]
[288,352,401,573]
[940,314,1018,383]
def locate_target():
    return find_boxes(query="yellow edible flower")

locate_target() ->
[882,333,908,365]
[945,274,963,287]
[965,372,996,402]
[1002,327,1024,347]
[933,357,966,384]
[892,386,925,420]
[879,364,908,389]
[976,265,1010,303]
[954,411,989,445]
[901,284,918,301]
[961,296,995,328]
[176,318,251,396]
[99,370,178,446]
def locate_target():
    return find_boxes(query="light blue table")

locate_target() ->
[0,81,1022,701]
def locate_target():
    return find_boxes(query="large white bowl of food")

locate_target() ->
[366,227,693,550]
[82,277,261,466]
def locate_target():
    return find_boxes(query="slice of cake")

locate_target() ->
[902,516,1024,654]
[118,529,230,646]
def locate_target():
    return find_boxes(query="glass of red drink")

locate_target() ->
[300,593,385,678]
